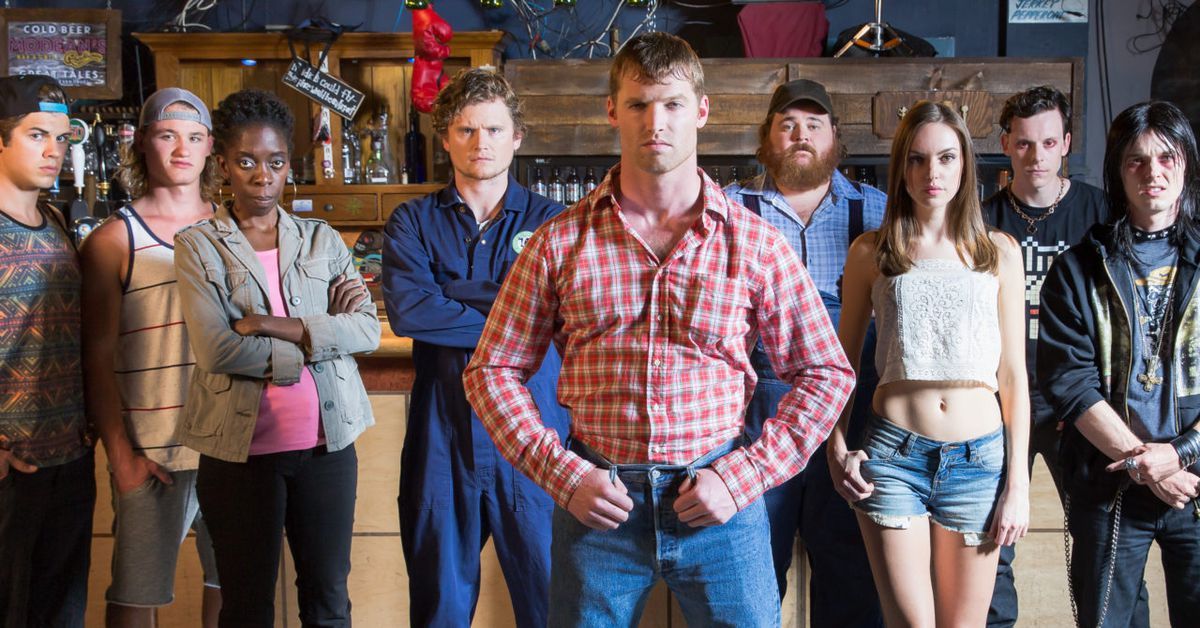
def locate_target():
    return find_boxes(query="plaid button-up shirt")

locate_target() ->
[463,167,854,510]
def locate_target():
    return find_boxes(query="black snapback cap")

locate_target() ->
[767,79,834,117]
[0,75,68,119]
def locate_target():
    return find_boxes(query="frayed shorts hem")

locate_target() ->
[852,506,991,546]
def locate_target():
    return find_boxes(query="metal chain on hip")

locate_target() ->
[1006,177,1066,235]
[1064,487,1125,628]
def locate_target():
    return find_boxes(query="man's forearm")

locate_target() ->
[1075,399,1144,461]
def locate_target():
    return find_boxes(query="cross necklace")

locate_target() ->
[1129,259,1178,392]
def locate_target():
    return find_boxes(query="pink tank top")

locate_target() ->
[249,248,323,455]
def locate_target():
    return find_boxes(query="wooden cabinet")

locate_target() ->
[134,31,505,227]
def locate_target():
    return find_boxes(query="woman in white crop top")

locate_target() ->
[827,101,1031,627]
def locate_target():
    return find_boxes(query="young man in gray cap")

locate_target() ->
[0,74,93,628]
[81,87,222,628]
[725,78,887,627]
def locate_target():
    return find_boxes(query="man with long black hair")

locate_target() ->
[1040,100,1200,627]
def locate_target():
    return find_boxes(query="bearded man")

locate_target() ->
[725,78,887,627]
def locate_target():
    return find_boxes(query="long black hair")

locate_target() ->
[1104,100,1200,257]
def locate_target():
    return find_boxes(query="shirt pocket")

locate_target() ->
[183,371,233,437]
[676,273,753,356]
[205,262,255,314]
[299,257,335,313]
[332,357,364,423]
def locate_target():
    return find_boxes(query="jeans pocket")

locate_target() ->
[863,439,900,463]
[118,476,157,499]
[974,436,1006,472]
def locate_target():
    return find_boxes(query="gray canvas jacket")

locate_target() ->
[173,204,380,462]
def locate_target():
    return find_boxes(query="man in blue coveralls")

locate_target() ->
[724,79,888,627]
[382,68,569,627]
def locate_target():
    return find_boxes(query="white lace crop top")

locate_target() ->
[872,258,1001,391]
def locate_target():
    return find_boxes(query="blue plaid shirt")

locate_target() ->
[725,169,886,298]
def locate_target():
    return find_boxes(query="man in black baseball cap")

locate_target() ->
[0,73,97,628]
[0,74,70,119]
[725,77,888,627]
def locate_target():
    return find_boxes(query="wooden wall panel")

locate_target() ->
[510,58,1080,157]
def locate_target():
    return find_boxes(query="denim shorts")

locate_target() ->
[853,416,1005,546]
[108,469,220,607]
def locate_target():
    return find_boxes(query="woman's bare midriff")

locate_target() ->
[872,380,1003,442]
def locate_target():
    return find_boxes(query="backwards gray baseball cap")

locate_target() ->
[139,87,211,130]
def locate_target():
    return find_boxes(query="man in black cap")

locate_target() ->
[726,78,887,627]
[0,74,95,627]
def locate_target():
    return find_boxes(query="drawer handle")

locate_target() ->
[323,203,335,212]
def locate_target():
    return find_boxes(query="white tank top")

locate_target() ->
[113,206,198,471]
[872,258,1001,392]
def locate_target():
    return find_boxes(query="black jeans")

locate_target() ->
[1068,484,1199,628]
[987,415,1151,627]
[197,445,358,628]
[0,450,95,628]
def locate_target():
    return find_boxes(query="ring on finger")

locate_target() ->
[1124,457,1138,471]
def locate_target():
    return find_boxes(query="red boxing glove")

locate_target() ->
[411,6,453,113]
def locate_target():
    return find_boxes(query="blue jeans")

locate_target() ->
[1067,484,1200,628]
[548,439,779,627]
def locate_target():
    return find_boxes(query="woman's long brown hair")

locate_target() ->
[875,100,997,276]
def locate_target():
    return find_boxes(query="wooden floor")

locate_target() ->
[83,393,1171,626]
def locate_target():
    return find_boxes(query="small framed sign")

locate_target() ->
[282,57,365,121]
[0,9,122,100]
[1008,0,1087,24]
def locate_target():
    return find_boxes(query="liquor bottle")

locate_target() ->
[341,124,360,184]
[565,167,581,204]
[709,167,723,187]
[583,167,598,195]
[548,167,565,204]
[404,106,427,183]
[373,106,399,184]
[531,167,548,197]
[366,137,391,184]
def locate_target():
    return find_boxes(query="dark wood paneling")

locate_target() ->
[787,59,1075,94]
[511,58,1077,157]
[505,58,786,97]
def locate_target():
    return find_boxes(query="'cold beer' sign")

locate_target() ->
[0,9,122,99]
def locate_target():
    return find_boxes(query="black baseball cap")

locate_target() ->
[0,75,68,120]
[767,79,833,117]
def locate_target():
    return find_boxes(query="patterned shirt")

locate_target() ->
[724,169,887,297]
[463,167,854,510]
[0,205,88,467]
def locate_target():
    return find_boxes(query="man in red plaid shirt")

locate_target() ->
[464,32,853,625]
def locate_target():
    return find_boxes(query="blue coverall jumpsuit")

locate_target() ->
[382,178,569,627]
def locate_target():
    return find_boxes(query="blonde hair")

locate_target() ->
[116,102,221,201]
[875,100,997,276]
